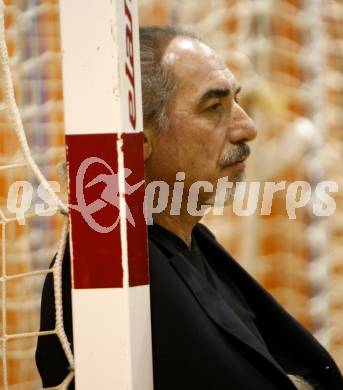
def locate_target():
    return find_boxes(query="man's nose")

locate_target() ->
[228,104,257,143]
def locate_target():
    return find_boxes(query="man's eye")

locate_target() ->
[207,103,222,113]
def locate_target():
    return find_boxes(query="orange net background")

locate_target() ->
[1,0,66,388]
[151,0,343,371]
[0,0,342,388]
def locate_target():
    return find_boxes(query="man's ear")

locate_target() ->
[143,131,152,161]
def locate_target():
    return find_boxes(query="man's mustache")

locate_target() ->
[219,143,251,167]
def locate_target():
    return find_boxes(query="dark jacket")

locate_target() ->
[36,223,343,389]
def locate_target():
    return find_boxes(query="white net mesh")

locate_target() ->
[0,0,71,387]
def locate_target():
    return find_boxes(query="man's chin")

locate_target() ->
[228,170,245,183]
[203,190,233,207]
[204,172,245,207]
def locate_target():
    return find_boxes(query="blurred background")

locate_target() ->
[0,0,343,388]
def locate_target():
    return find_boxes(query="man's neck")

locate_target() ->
[153,213,201,247]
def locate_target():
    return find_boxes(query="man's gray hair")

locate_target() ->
[139,26,198,131]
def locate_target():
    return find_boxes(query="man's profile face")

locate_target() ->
[144,36,257,205]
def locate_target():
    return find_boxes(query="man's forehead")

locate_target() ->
[162,36,238,92]
[162,36,214,63]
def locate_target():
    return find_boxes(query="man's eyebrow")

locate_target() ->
[199,86,242,103]
[200,88,230,102]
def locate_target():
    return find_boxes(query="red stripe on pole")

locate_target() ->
[122,132,149,287]
[66,133,123,289]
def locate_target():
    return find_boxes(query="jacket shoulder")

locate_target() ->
[194,223,216,240]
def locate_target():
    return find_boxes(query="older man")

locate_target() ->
[36,26,343,390]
